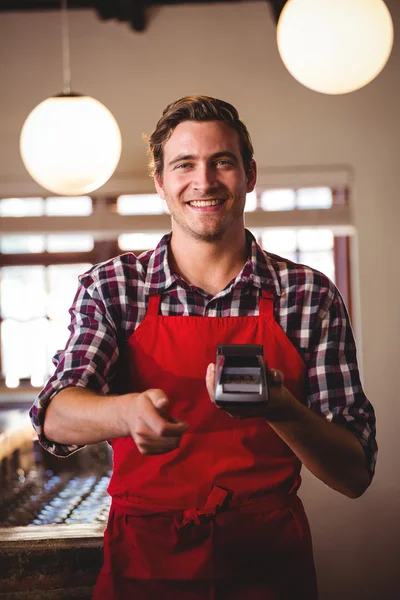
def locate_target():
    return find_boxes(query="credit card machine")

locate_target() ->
[214,344,269,410]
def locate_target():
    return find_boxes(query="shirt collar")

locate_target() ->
[242,229,281,297]
[144,229,281,298]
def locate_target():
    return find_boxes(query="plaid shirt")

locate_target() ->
[30,230,377,476]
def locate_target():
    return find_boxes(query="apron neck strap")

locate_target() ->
[147,294,161,316]
[259,289,274,318]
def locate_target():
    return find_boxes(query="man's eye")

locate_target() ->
[175,163,192,170]
[216,160,233,167]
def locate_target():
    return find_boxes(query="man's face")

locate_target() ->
[154,120,256,243]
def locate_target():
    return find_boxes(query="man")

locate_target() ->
[30,95,377,599]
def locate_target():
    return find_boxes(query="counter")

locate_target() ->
[0,406,111,599]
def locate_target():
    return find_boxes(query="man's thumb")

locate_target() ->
[148,390,169,411]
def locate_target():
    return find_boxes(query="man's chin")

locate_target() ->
[171,214,243,243]
[189,227,226,243]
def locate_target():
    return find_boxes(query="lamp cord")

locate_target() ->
[61,0,72,95]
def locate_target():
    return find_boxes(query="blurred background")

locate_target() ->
[0,1,399,598]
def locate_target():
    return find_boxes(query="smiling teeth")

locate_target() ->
[189,199,222,207]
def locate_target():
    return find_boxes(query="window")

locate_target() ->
[0,186,353,389]
[260,228,335,281]
[1,264,91,388]
[246,187,342,285]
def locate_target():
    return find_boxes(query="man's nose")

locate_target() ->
[192,165,218,193]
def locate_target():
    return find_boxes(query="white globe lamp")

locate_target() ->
[277,0,394,95]
[20,93,122,196]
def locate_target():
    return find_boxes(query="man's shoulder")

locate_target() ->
[264,250,337,302]
[78,250,152,289]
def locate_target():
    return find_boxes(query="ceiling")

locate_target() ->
[0,0,288,31]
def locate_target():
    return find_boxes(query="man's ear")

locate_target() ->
[154,173,165,200]
[246,160,257,193]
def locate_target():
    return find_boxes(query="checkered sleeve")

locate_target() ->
[29,266,122,458]
[306,284,377,478]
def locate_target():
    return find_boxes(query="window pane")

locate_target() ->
[1,318,48,380]
[245,190,257,212]
[117,194,167,215]
[261,189,296,211]
[47,318,71,371]
[31,372,47,388]
[1,319,23,379]
[1,235,45,254]
[119,233,164,252]
[299,251,335,282]
[46,235,94,253]
[27,318,50,381]
[47,264,91,320]
[0,197,44,217]
[0,266,46,319]
[296,187,332,209]
[45,196,92,216]
[262,228,298,254]
[297,229,334,251]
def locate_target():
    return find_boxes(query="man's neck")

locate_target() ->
[168,229,248,296]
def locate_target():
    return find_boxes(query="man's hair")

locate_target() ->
[145,95,254,179]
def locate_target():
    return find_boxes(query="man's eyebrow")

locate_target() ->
[211,151,239,162]
[168,154,197,166]
[167,151,239,167]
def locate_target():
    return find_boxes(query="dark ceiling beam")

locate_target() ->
[269,0,287,22]
[95,0,246,31]
[0,1,92,9]
[0,1,289,29]
[131,2,146,31]
[96,0,147,31]
[0,0,261,12]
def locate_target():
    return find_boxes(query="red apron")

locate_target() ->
[93,290,318,599]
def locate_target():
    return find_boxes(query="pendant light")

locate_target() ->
[20,0,122,196]
[277,0,394,95]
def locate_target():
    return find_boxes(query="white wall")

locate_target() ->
[0,2,399,597]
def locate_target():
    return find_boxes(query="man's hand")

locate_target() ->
[124,389,189,455]
[205,363,289,420]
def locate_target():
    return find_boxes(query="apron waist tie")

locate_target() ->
[177,486,231,528]
[112,486,299,529]
[176,487,299,529]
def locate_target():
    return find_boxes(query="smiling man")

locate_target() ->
[154,118,256,295]
[30,95,377,600]
[156,120,253,241]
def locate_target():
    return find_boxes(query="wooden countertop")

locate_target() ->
[0,524,105,599]
[0,522,105,545]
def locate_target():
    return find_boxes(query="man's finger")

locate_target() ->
[135,433,183,455]
[205,363,216,402]
[269,369,284,387]
[145,409,188,438]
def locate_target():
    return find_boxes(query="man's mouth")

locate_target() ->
[187,198,226,207]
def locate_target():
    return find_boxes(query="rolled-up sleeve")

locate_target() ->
[29,269,121,457]
[306,288,377,479]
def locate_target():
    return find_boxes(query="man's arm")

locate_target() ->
[43,387,130,445]
[205,284,376,499]
[44,386,188,455]
[29,266,124,456]
[269,285,375,498]
[30,255,189,457]
[206,365,370,499]
[261,370,371,499]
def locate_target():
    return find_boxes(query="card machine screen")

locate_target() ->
[215,344,269,408]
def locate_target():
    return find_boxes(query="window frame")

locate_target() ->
[0,186,354,392]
